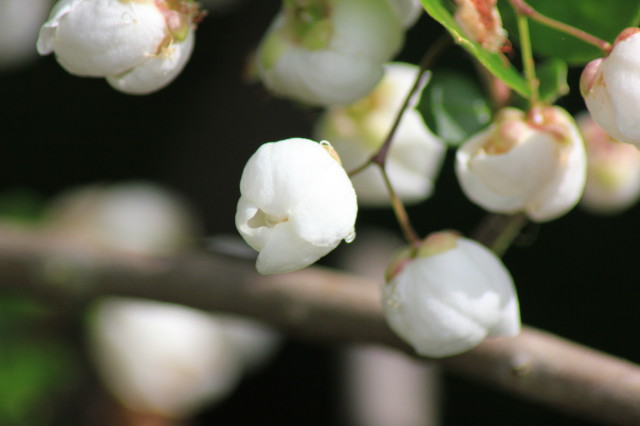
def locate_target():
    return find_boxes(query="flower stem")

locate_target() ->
[348,34,451,177]
[514,10,539,107]
[347,35,451,245]
[472,213,528,257]
[376,164,421,246]
[371,35,450,168]
[508,0,612,54]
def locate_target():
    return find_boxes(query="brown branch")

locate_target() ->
[1,226,640,424]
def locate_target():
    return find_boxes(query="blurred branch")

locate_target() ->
[1,226,640,424]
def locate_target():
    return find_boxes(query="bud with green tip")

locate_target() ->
[256,0,405,106]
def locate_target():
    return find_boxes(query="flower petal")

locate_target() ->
[106,29,195,94]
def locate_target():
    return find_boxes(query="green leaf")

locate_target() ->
[0,338,76,426]
[419,70,492,147]
[537,58,569,103]
[0,295,78,426]
[0,189,44,225]
[419,0,530,97]
[500,0,640,65]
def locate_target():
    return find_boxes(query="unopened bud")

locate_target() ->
[577,112,640,214]
[37,0,201,94]
[256,0,405,106]
[382,231,520,358]
[455,106,586,222]
[235,138,358,274]
[581,27,640,146]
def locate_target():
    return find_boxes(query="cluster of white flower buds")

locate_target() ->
[579,26,640,213]
[37,0,202,94]
[33,0,632,362]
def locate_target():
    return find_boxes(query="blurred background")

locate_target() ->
[0,0,638,425]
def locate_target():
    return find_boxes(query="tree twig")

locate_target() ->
[1,226,640,424]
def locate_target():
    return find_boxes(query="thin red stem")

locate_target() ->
[508,0,612,54]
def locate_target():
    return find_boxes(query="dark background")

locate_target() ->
[1,1,636,425]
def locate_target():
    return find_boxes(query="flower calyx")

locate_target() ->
[385,230,459,282]
[282,0,333,50]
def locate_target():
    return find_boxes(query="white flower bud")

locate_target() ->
[577,112,640,214]
[455,106,586,222]
[236,138,358,274]
[382,231,520,358]
[37,0,200,94]
[0,0,51,70]
[314,62,445,206]
[388,0,422,29]
[257,0,404,106]
[89,298,242,418]
[218,315,281,372]
[44,182,198,256]
[581,28,640,146]
[106,28,195,94]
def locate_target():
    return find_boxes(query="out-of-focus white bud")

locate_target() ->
[218,315,281,372]
[37,0,201,94]
[44,182,198,256]
[0,0,51,70]
[89,298,242,418]
[454,0,507,53]
[388,0,422,28]
[455,106,586,222]
[256,0,404,106]
[581,28,640,146]
[577,112,640,214]
[382,231,520,358]
[236,138,358,274]
[315,62,444,206]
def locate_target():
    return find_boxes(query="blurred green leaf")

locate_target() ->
[0,296,78,426]
[0,296,51,330]
[537,58,569,103]
[419,0,530,97]
[500,0,640,65]
[509,59,570,110]
[419,70,492,147]
[0,189,45,225]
